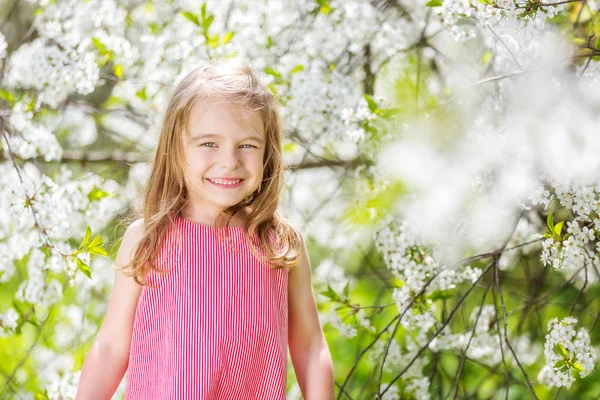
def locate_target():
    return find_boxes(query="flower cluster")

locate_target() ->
[0,162,124,291]
[340,96,379,145]
[430,306,541,367]
[34,0,136,68]
[44,370,81,400]
[368,219,486,399]
[531,181,600,287]
[539,317,597,388]
[0,308,19,337]
[375,220,482,299]
[4,98,63,161]
[283,64,359,147]
[435,0,565,40]
[4,39,99,108]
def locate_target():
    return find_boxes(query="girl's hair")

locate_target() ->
[119,58,302,287]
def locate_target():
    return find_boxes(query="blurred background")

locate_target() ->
[1,0,600,398]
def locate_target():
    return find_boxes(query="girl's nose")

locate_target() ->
[219,149,241,169]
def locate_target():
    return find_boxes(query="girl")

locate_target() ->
[76,59,335,399]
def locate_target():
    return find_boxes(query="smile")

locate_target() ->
[207,178,244,188]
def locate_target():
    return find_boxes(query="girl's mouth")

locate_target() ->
[206,178,244,188]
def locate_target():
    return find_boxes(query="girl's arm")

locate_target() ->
[288,234,335,400]
[75,220,145,400]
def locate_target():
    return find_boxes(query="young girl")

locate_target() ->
[76,59,335,399]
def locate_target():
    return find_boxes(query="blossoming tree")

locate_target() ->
[0,0,599,398]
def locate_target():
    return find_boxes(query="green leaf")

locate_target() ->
[426,0,443,6]
[135,87,147,101]
[34,391,49,400]
[268,83,279,99]
[12,300,23,315]
[125,14,134,28]
[88,235,104,250]
[264,67,282,81]
[91,37,108,55]
[429,290,454,301]
[0,89,15,104]
[181,11,200,26]
[202,14,214,34]
[554,220,564,236]
[200,2,207,18]
[573,362,585,372]
[76,258,92,279]
[208,33,219,49]
[88,245,108,257]
[595,37,600,50]
[547,212,555,232]
[291,64,304,74]
[364,94,377,113]
[222,31,235,45]
[319,285,342,303]
[379,107,402,118]
[266,36,273,48]
[88,186,109,203]
[392,277,405,287]
[26,318,39,327]
[554,360,567,369]
[79,226,92,250]
[343,282,350,298]
[84,233,108,257]
[481,50,493,65]
[102,95,124,108]
[554,343,569,358]
[283,142,297,152]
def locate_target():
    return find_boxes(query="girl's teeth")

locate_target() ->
[211,179,241,185]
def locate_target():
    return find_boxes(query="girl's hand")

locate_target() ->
[288,234,335,400]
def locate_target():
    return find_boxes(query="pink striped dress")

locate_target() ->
[124,214,289,399]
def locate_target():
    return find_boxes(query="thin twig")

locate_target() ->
[495,255,540,399]
[449,276,493,400]
[569,263,588,316]
[378,261,494,398]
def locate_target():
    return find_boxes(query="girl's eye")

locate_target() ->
[198,143,257,149]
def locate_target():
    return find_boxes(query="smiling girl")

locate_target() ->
[75,59,335,399]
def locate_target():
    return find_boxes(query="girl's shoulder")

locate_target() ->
[117,219,145,261]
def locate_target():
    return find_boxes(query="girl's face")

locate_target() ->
[182,100,266,221]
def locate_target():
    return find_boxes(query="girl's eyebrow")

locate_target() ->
[191,133,265,143]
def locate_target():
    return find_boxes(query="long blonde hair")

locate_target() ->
[120,59,302,287]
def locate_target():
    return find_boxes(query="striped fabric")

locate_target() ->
[124,214,289,399]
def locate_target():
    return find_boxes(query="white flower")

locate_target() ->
[540,317,597,389]
[45,370,81,400]
[327,308,357,338]
[0,32,7,59]
[5,39,100,108]
[0,308,19,337]
[355,309,375,332]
